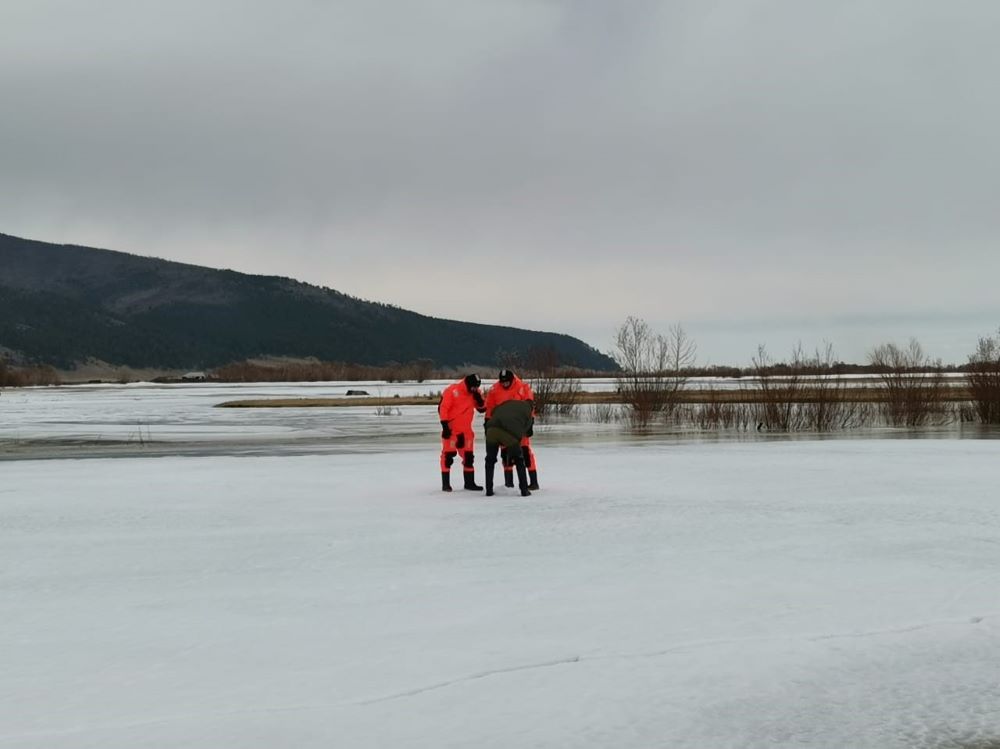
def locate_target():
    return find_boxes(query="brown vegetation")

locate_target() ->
[0,359,61,386]
[488,344,585,415]
[613,316,696,426]
[966,328,1000,424]
[868,339,949,427]
[8,315,999,439]
[217,383,974,410]
[521,345,583,416]
[211,358,440,383]
[740,343,871,431]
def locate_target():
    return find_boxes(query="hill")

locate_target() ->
[0,233,616,371]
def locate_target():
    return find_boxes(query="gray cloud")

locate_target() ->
[2,0,999,363]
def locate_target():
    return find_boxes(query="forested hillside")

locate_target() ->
[0,233,615,371]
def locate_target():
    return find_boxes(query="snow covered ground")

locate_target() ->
[2,383,1000,748]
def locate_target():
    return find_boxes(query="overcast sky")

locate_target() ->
[3,0,999,365]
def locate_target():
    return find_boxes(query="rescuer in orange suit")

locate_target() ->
[484,369,539,490]
[438,373,486,492]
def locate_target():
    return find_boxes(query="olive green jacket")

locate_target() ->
[484,399,534,446]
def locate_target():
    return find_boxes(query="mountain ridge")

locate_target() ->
[0,232,616,371]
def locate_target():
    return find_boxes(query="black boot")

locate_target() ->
[515,459,531,497]
[463,472,483,491]
[501,448,515,487]
[441,473,452,492]
[485,458,495,496]
[528,470,540,491]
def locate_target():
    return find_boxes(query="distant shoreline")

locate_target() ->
[216,384,975,408]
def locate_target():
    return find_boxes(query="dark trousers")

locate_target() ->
[485,437,529,494]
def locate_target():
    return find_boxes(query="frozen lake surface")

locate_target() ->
[0,378,987,459]
[2,382,999,748]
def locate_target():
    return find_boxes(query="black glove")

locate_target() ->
[472,391,485,410]
[440,420,451,439]
[526,422,534,438]
[456,433,465,449]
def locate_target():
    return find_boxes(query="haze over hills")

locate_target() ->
[0,233,616,372]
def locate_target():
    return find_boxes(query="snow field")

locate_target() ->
[2,439,1000,747]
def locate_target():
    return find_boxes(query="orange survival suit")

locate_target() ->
[438,373,486,491]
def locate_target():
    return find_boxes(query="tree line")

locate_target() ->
[5,317,1000,433]
[608,316,1000,429]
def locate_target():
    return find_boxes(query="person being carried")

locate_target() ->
[437,373,486,492]
[484,369,540,490]
[483,397,534,497]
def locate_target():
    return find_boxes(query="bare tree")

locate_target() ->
[494,348,523,373]
[966,328,1000,424]
[0,358,61,387]
[798,342,868,431]
[663,324,697,412]
[613,316,696,426]
[749,344,805,431]
[744,342,870,432]
[868,338,948,427]
[691,388,753,430]
[523,345,582,416]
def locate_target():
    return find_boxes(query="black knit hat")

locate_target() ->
[464,373,482,390]
[498,369,515,385]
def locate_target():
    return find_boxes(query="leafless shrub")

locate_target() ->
[830,398,878,429]
[688,390,754,430]
[738,343,875,432]
[127,422,153,446]
[494,348,523,373]
[613,316,696,427]
[523,345,583,416]
[869,338,949,426]
[966,328,1000,424]
[588,403,621,423]
[380,358,439,382]
[0,359,61,386]
[798,343,873,430]
[212,359,443,383]
[382,361,405,382]
[409,358,435,383]
[748,344,808,431]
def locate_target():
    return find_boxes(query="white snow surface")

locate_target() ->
[2,383,1000,748]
